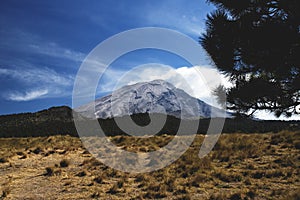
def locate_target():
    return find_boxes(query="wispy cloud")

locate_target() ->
[0,29,84,102]
[0,66,73,101]
[7,89,48,101]
[146,12,204,36]
[0,29,86,63]
[0,67,73,86]
[142,1,208,37]
[28,42,86,62]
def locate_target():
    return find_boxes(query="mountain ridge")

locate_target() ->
[76,79,228,119]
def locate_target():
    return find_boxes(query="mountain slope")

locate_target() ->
[76,80,227,119]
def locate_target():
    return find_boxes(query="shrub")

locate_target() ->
[106,168,117,178]
[93,176,103,184]
[191,174,209,187]
[270,134,284,145]
[90,192,100,198]
[174,187,188,195]
[214,171,243,182]
[147,184,160,192]
[251,171,265,179]
[59,159,69,168]
[134,174,145,182]
[165,179,175,192]
[44,167,61,176]
[265,170,285,178]
[107,184,118,194]
[274,155,295,167]
[0,157,8,163]
[1,187,10,198]
[32,147,43,154]
[116,179,124,188]
[294,141,300,149]
[44,167,54,176]
[76,171,86,177]
[16,151,24,156]
[143,191,167,199]
[246,190,256,199]
[198,156,212,169]
[246,163,255,170]
[282,189,300,200]
[230,193,242,200]
[177,195,191,200]
[210,193,229,200]
[244,177,251,185]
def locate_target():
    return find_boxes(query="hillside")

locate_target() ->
[0,106,299,138]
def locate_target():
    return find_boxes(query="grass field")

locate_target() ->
[0,131,299,199]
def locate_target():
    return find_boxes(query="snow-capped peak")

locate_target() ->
[76,80,227,119]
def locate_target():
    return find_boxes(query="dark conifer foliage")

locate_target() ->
[200,0,300,117]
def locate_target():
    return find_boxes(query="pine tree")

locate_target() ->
[200,0,300,117]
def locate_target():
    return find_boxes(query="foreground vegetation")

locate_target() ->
[0,131,299,199]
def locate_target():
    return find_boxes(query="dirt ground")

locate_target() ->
[0,131,299,200]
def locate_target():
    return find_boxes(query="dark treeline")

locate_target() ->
[0,106,77,137]
[0,106,298,138]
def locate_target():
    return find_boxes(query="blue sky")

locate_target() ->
[0,1,298,120]
[0,0,212,113]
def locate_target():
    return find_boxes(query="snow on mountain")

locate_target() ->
[76,80,228,119]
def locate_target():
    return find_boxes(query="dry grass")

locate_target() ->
[0,131,299,199]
